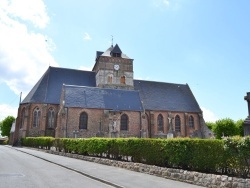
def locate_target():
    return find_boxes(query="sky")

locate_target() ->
[0,0,250,124]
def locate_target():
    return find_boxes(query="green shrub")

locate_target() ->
[141,139,165,166]
[2,139,9,145]
[53,138,64,152]
[60,138,74,153]
[86,138,109,156]
[106,138,120,159]
[163,138,193,169]
[223,136,250,177]
[77,138,88,155]
[188,139,224,172]
[21,137,54,149]
[214,118,238,139]
[21,136,250,177]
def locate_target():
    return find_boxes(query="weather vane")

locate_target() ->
[111,35,113,47]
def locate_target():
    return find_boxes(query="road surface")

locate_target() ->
[0,146,203,188]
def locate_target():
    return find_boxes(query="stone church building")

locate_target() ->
[13,44,210,143]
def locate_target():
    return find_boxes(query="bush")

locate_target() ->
[53,138,64,152]
[86,138,109,156]
[188,139,224,172]
[77,138,88,155]
[20,136,250,177]
[2,139,9,145]
[132,138,165,165]
[22,137,54,149]
[60,138,76,153]
[214,118,239,139]
[163,138,191,169]
[223,136,250,177]
[235,120,244,136]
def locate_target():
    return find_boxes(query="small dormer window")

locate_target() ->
[110,44,122,58]
[112,53,121,57]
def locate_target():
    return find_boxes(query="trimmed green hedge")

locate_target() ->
[21,136,250,177]
[21,137,54,150]
[0,139,9,145]
[223,136,250,178]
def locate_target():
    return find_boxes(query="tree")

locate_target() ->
[0,116,15,137]
[206,121,216,131]
[235,119,244,136]
[213,118,238,139]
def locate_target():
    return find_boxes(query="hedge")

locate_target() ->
[21,136,250,177]
[0,139,9,145]
[21,137,54,150]
[223,136,250,178]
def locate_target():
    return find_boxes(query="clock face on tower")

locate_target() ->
[114,64,120,70]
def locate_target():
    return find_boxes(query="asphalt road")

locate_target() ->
[0,146,203,188]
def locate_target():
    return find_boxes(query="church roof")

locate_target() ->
[111,44,122,54]
[22,66,201,113]
[134,80,202,113]
[22,67,96,104]
[63,85,143,111]
[96,51,104,59]
[101,44,131,59]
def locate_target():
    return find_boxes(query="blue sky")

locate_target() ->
[0,0,249,123]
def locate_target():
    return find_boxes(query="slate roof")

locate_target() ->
[22,67,96,104]
[63,85,143,111]
[134,80,202,113]
[101,44,131,59]
[21,66,202,113]
[96,51,104,59]
[111,44,122,54]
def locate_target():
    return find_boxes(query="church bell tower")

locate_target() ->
[92,44,134,90]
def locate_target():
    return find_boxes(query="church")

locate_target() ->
[13,44,210,143]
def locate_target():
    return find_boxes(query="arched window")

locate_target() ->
[120,76,126,84]
[107,75,113,84]
[33,107,41,127]
[189,116,194,128]
[157,114,164,132]
[175,115,181,132]
[47,108,55,128]
[79,112,88,129]
[121,114,128,130]
[20,108,25,129]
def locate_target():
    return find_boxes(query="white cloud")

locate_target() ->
[201,106,218,122]
[0,0,49,28]
[153,0,170,8]
[83,32,92,41]
[0,0,58,97]
[0,104,18,121]
[153,0,181,11]
[163,0,170,7]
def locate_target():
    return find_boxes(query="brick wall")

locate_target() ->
[145,111,202,138]
[14,103,205,141]
[58,108,142,138]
